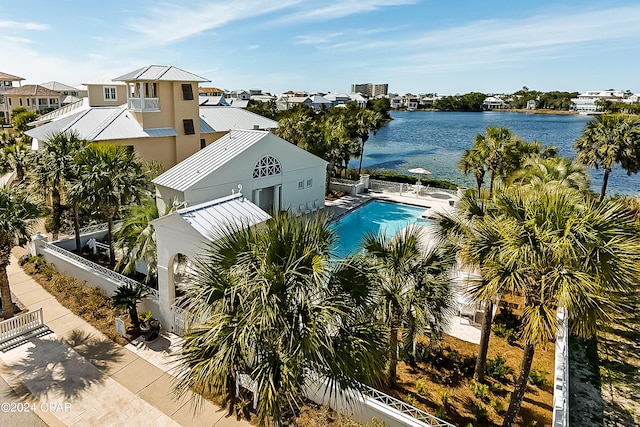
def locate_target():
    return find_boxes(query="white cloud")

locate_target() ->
[127,0,301,45]
[0,20,48,30]
[281,0,418,22]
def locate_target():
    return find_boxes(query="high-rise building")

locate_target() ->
[351,83,389,97]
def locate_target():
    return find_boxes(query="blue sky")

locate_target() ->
[3,1,640,95]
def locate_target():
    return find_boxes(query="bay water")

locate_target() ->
[362,111,640,196]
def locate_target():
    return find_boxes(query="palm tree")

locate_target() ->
[30,131,86,240]
[72,143,149,267]
[2,140,30,185]
[114,196,170,284]
[506,156,591,192]
[354,108,385,175]
[174,213,386,426]
[362,225,455,386]
[111,282,149,328]
[459,145,486,197]
[0,187,46,319]
[574,114,640,202]
[462,183,640,427]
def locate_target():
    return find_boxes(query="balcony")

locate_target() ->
[128,97,160,112]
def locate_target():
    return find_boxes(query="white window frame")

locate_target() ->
[104,86,117,101]
[306,179,313,188]
[298,181,304,190]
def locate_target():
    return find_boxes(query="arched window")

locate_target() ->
[253,155,281,178]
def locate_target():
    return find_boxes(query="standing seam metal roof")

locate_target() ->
[113,65,210,82]
[152,129,269,191]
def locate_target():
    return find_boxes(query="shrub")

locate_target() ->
[469,381,489,400]
[486,354,512,382]
[439,391,449,407]
[489,397,505,414]
[434,406,447,419]
[528,367,549,387]
[460,355,477,376]
[490,382,504,393]
[406,394,417,407]
[470,402,488,422]
[415,379,426,395]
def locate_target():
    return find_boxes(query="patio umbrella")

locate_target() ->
[408,167,432,183]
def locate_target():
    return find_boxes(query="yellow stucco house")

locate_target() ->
[26,65,277,168]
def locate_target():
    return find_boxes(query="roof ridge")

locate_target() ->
[86,106,128,140]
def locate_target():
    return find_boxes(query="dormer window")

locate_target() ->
[182,84,194,101]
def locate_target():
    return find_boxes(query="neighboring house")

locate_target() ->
[0,72,25,124]
[199,87,225,96]
[324,92,352,107]
[276,95,307,111]
[40,81,88,105]
[198,95,230,106]
[153,128,327,216]
[26,65,277,168]
[250,94,276,103]
[401,94,419,110]
[526,99,537,110]
[304,94,333,111]
[348,92,368,108]
[3,85,64,117]
[227,89,251,102]
[198,105,278,142]
[390,96,402,109]
[571,90,626,113]
[483,96,508,110]
[229,99,249,108]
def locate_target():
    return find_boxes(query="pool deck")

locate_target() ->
[325,189,482,345]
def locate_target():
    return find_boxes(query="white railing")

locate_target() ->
[128,97,160,111]
[369,179,458,196]
[0,308,44,344]
[363,385,456,427]
[552,307,569,427]
[41,241,159,299]
[173,305,188,336]
[331,178,359,185]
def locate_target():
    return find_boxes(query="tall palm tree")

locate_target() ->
[72,143,149,267]
[114,196,170,284]
[362,225,455,386]
[459,145,487,197]
[175,213,386,426]
[574,114,640,202]
[30,131,86,240]
[354,108,385,175]
[506,156,591,192]
[0,187,46,319]
[463,183,640,427]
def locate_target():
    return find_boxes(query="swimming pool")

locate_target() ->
[330,200,430,257]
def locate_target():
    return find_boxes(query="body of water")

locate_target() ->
[330,200,429,258]
[363,111,640,196]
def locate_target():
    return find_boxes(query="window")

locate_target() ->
[104,86,117,101]
[26,98,30,106]
[144,83,157,98]
[8,98,11,106]
[19,98,23,106]
[182,84,194,101]
[252,155,281,178]
[200,139,206,149]
[183,119,195,135]
[298,181,304,190]
[306,179,313,188]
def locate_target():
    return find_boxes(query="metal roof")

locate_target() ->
[40,81,81,92]
[30,98,90,125]
[153,129,270,191]
[4,85,61,96]
[114,65,210,82]
[26,106,178,141]
[176,193,270,240]
[199,106,277,132]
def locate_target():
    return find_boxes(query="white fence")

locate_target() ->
[32,238,159,300]
[0,308,48,350]
[552,307,569,427]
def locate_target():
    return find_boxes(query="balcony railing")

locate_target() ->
[128,97,160,112]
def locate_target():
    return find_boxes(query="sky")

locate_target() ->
[3,0,640,96]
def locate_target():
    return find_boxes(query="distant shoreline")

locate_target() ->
[393,108,579,115]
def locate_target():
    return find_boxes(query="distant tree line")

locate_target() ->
[433,92,486,111]
[431,87,580,112]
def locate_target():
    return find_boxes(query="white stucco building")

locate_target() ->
[153,129,328,216]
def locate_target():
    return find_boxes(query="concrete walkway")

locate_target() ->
[0,255,252,427]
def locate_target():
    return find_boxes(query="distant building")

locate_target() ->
[3,85,64,117]
[482,96,508,110]
[526,99,537,110]
[351,83,388,97]
[40,81,88,105]
[0,71,25,124]
[571,90,626,113]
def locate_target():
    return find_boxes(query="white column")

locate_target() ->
[274,185,281,213]
[253,189,262,207]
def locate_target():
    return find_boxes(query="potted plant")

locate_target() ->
[138,311,153,330]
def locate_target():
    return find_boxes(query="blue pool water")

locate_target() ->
[330,201,428,258]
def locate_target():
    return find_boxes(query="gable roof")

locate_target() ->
[153,193,270,240]
[4,85,61,96]
[40,81,81,92]
[199,106,277,133]
[114,65,210,82]
[153,129,270,191]
[0,72,25,81]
